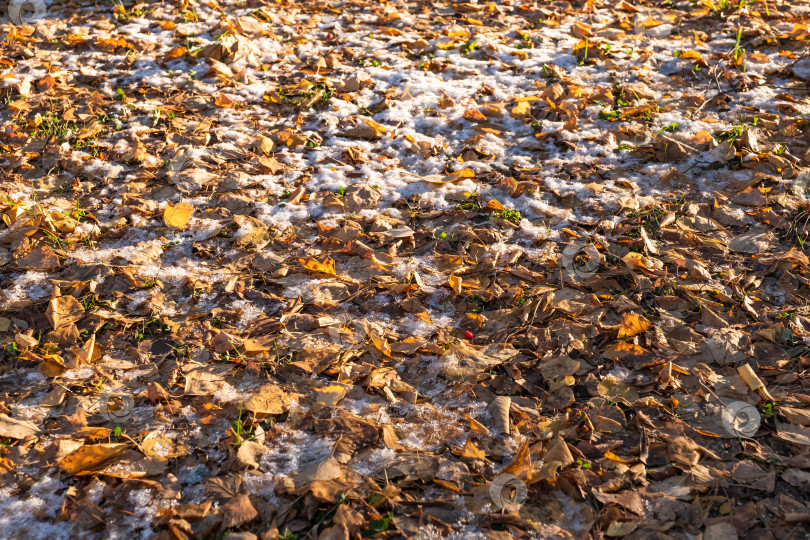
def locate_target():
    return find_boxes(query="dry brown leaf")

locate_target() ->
[0,414,39,439]
[60,443,129,475]
[46,295,85,330]
[487,396,511,434]
[502,440,532,479]
[242,384,287,415]
[294,457,343,488]
[220,494,258,529]
[236,440,267,469]
[142,432,189,460]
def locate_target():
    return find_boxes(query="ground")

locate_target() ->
[1,0,810,538]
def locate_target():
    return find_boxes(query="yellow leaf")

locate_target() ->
[363,118,387,134]
[789,23,809,40]
[313,385,347,407]
[511,101,532,118]
[258,135,274,154]
[549,375,575,391]
[448,275,462,295]
[286,134,309,147]
[436,38,461,50]
[622,251,662,272]
[164,202,194,228]
[479,105,503,118]
[381,424,405,450]
[679,49,703,60]
[737,363,762,390]
[275,131,309,148]
[604,451,635,463]
[446,28,470,38]
[299,257,336,275]
[617,312,650,338]
[425,168,478,185]
[164,46,187,61]
[461,439,486,460]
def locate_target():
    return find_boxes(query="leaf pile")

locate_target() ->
[2,0,810,538]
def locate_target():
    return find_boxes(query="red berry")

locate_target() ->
[464,331,474,339]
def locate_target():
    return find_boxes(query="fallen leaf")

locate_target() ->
[617,312,651,338]
[164,202,194,228]
[0,414,39,439]
[300,256,336,275]
[60,443,129,475]
[295,457,343,488]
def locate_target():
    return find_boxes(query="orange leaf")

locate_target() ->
[501,440,531,479]
[486,199,505,211]
[571,21,593,38]
[603,340,647,359]
[617,312,650,338]
[434,478,462,492]
[60,443,129,475]
[465,414,490,435]
[463,109,488,122]
[299,257,336,275]
[214,94,235,108]
[363,118,387,134]
[461,439,486,460]
[448,275,462,295]
[604,451,636,463]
